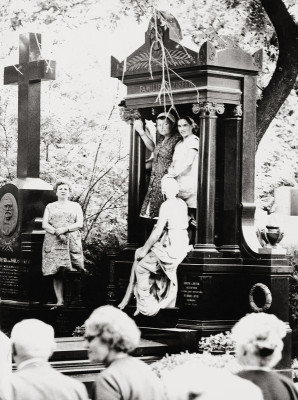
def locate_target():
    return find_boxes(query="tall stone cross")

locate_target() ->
[4,33,56,178]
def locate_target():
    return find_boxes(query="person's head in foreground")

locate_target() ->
[84,305,141,366]
[232,312,287,369]
[162,359,263,400]
[11,319,56,367]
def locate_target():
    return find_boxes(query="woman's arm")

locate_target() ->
[55,204,84,236]
[167,148,197,178]
[134,120,155,152]
[42,206,56,235]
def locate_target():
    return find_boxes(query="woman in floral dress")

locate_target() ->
[42,179,85,309]
[135,112,179,219]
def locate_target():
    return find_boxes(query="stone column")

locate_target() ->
[121,109,146,249]
[220,105,242,255]
[192,102,224,254]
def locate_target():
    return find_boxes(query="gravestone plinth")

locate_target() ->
[0,178,56,332]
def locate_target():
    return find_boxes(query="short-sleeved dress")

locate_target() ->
[168,134,199,208]
[42,201,84,276]
[140,134,179,219]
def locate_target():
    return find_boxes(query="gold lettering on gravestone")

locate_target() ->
[180,280,202,307]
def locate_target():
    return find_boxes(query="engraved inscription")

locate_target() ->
[180,280,203,308]
[140,80,193,93]
[0,260,30,299]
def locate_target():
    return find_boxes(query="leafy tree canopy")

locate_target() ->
[0,0,296,258]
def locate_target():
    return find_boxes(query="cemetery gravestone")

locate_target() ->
[0,33,88,336]
[111,12,293,374]
[0,34,56,324]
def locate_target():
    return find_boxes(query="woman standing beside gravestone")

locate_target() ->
[42,179,86,309]
[134,112,179,219]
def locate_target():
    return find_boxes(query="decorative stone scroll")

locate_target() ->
[192,102,225,116]
[119,106,141,123]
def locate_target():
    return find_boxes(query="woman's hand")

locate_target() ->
[135,247,147,261]
[57,234,67,244]
[55,227,68,236]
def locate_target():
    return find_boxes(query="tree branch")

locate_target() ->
[256,0,298,148]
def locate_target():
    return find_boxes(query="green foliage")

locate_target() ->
[255,93,298,209]
[0,0,297,258]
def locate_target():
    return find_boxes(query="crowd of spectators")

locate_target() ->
[0,308,297,400]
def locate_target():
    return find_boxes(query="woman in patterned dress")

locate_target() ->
[135,112,179,219]
[42,179,85,309]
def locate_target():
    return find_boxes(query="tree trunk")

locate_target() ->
[256,0,298,148]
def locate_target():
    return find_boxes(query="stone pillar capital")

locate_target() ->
[192,102,225,117]
[119,107,141,122]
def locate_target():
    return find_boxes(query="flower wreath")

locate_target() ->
[249,283,272,313]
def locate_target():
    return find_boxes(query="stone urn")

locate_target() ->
[260,225,284,248]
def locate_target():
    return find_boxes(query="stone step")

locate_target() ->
[50,337,170,362]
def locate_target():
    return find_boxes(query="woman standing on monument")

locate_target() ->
[42,179,86,309]
[165,115,199,222]
[134,112,179,219]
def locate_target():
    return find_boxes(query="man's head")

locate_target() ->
[3,195,13,220]
[11,319,56,366]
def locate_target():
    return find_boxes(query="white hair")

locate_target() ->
[85,305,140,353]
[11,319,56,360]
[232,312,287,368]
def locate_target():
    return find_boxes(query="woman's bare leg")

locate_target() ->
[118,260,137,310]
[53,273,64,306]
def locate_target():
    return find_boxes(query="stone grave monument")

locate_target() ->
[0,33,89,336]
[111,12,293,373]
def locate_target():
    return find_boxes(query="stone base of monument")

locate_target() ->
[114,255,293,374]
[124,306,180,328]
[0,300,90,337]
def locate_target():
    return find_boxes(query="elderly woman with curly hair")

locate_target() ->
[84,305,164,400]
[232,312,298,400]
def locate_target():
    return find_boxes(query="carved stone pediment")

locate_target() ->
[111,12,262,81]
